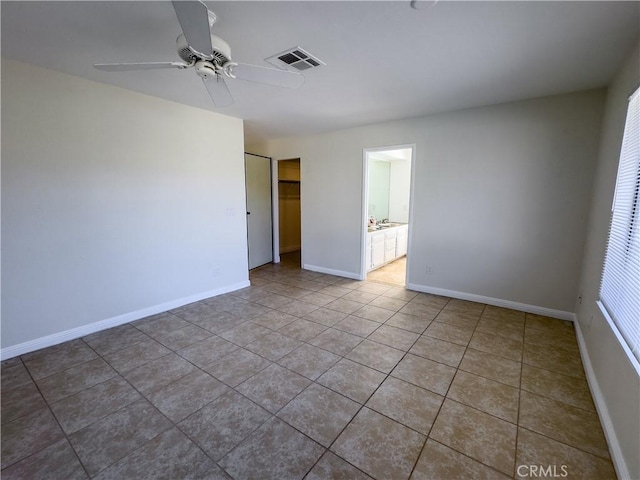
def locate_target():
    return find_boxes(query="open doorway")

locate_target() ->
[276,159,301,267]
[361,145,415,285]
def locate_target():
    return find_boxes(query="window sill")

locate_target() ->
[596,300,640,377]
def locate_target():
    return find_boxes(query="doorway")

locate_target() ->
[361,145,415,285]
[245,153,273,270]
[276,159,301,267]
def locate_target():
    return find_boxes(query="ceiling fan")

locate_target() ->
[94,1,304,107]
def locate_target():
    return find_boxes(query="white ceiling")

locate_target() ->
[369,148,412,162]
[2,1,638,144]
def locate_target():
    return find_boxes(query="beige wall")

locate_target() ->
[250,80,639,475]
[2,59,248,354]
[573,41,640,480]
[253,89,605,315]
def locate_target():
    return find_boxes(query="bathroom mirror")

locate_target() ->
[366,148,411,224]
[368,160,391,222]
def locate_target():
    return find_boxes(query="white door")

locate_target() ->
[245,153,273,269]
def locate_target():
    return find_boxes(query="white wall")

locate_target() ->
[254,89,605,314]
[573,42,640,480]
[1,59,249,354]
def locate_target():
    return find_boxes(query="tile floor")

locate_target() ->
[367,256,407,286]
[1,252,616,479]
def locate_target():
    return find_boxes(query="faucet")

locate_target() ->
[381,218,389,224]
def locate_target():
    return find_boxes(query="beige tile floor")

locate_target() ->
[367,256,407,286]
[0,252,616,479]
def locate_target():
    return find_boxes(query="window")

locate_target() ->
[599,86,640,364]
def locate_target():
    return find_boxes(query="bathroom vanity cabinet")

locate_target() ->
[366,224,408,272]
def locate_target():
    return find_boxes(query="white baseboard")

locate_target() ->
[404,283,574,321]
[303,264,361,280]
[0,280,250,360]
[574,318,631,480]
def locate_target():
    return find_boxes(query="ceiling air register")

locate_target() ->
[265,47,325,72]
[93,1,306,107]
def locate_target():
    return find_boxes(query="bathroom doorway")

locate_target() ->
[361,145,415,285]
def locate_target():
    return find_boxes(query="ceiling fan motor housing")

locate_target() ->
[176,33,232,66]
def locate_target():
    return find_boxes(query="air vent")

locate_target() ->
[265,47,325,72]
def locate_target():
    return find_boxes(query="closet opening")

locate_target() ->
[277,159,301,267]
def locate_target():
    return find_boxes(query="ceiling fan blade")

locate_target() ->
[94,62,190,71]
[202,75,234,107]
[172,1,213,59]
[230,63,305,89]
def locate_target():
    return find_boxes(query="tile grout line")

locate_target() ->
[247,288,428,478]
[253,266,607,470]
[154,292,614,474]
[407,301,496,479]
[72,337,210,478]
[3,261,609,479]
[513,312,527,479]
[243,286,559,480]
[2,354,93,478]
[318,294,450,480]
[88,327,269,479]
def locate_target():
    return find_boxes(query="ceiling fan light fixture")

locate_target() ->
[194,60,217,80]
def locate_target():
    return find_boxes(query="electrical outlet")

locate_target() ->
[426,265,433,274]
[212,266,221,277]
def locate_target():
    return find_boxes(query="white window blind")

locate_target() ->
[600,86,640,363]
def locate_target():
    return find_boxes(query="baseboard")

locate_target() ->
[303,264,361,280]
[0,280,250,360]
[404,283,574,321]
[574,318,631,480]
